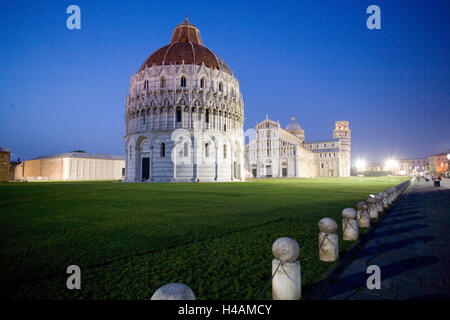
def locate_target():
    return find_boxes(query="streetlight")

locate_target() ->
[385,159,398,170]
[447,153,450,176]
[356,159,366,172]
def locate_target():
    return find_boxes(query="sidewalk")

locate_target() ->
[322,179,450,300]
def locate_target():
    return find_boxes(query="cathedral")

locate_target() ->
[244,117,351,178]
[124,17,245,182]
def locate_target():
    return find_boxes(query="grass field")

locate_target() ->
[0,177,408,300]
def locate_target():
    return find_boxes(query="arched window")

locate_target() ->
[160,77,166,88]
[205,143,210,158]
[205,109,210,123]
[224,124,226,131]
[176,109,182,122]
[180,76,186,87]
[200,77,205,88]
[223,144,227,159]
[184,142,188,157]
[219,82,223,92]
[160,143,165,157]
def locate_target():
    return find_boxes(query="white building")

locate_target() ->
[13,152,125,181]
[124,18,245,182]
[245,118,351,178]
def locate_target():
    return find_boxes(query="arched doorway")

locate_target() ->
[136,137,151,181]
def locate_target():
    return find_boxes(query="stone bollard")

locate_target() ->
[385,190,392,206]
[375,194,384,213]
[392,186,398,200]
[151,283,196,300]
[395,185,401,198]
[366,197,378,219]
[387,188,394,204]
[381,192,389,209]
[356,201,370,228]
[272,237,301,300]
[342,208,359,241]
[318,218,339,262]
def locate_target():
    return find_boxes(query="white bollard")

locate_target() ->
[386,188,394,205]
[375,194,384,213]
[151,283,196,300]
[272,237,301,300]
[356,201,370,228]
[366,197,378,219]
[381,192,389,209]
[318,218,339,262]
[342,208,359,241]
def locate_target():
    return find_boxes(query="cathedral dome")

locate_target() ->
[286,117,303,132]
[140,17,232,74]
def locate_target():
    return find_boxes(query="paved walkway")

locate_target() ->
[322,179,450,300]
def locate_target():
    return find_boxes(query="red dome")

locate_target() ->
[140,17,231,74]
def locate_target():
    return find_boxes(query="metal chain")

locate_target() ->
[319,233,328,250]
[257,260,283,299]
[343,219,358,232]
[319,233,339,250]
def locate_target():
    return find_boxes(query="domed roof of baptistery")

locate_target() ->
[140,17,232,74]
[286,117,303,132]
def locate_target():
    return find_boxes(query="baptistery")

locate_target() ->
[124,17,245,182]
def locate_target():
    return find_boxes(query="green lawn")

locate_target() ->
[0,177,408,300]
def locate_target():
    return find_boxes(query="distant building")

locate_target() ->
[398,159,409,175]
[367,162,383,171]
[9,159,20,181]
[0,147,11,182]
[404,158,428,174]
[13,152,125,181]
[244,117,351,178]
[428,152,448,174]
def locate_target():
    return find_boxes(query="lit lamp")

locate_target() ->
[385,159,399,174]
[447,153,450,172]
[356,159,366,172]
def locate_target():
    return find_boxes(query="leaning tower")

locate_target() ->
[333,121,351,177]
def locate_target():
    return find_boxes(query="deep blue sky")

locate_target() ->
[1,0,449,162]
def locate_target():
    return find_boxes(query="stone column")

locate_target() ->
[272,237,301,300]
[381,192,389,209]
[342,208,358,241]
[366,197,378,219]
[151,283,196,300]
[356,201,370,228]
[318,218,339,262]
[375,194,384,213]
